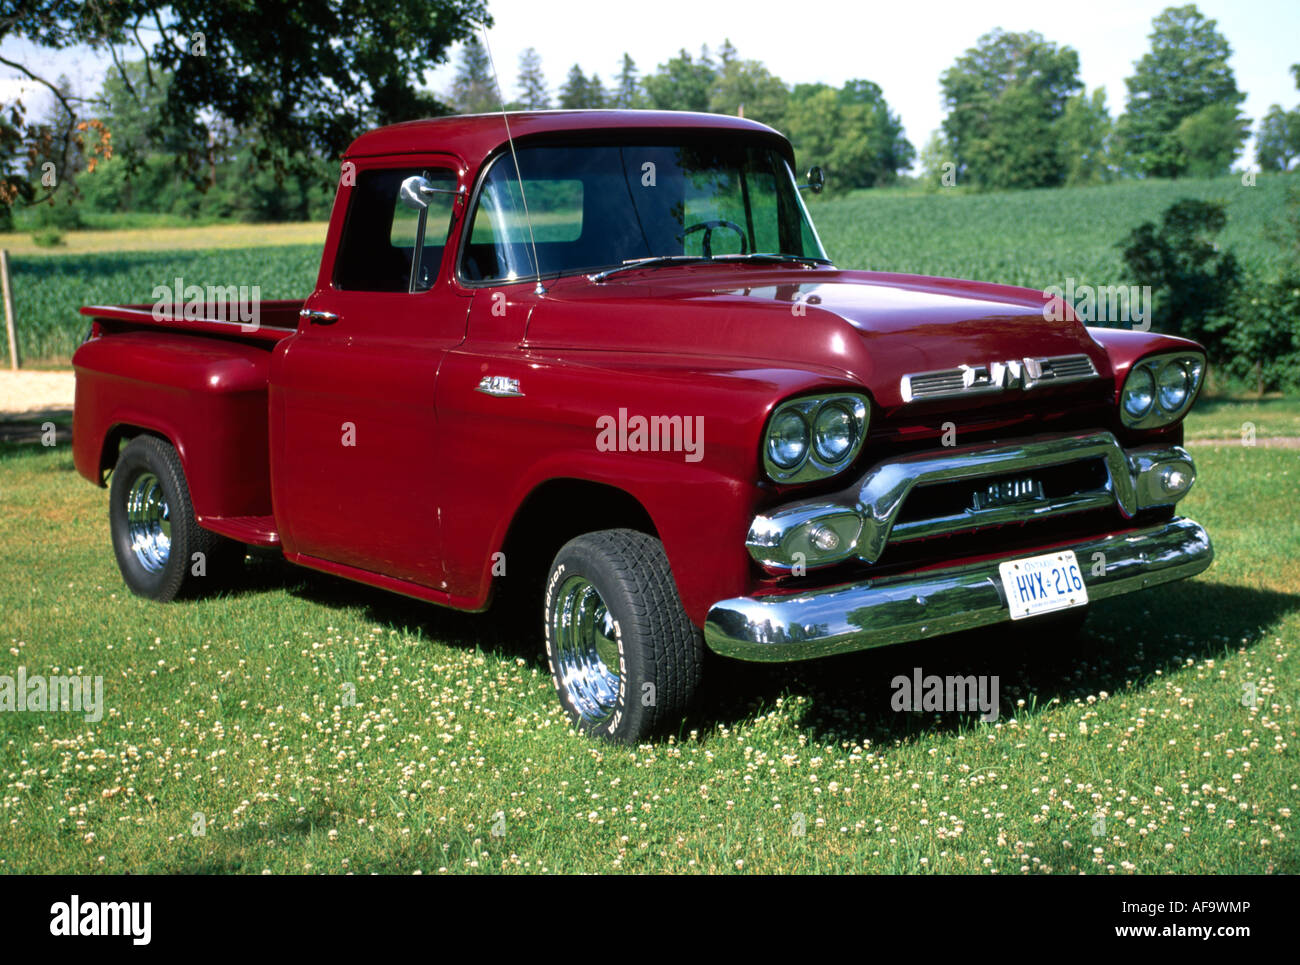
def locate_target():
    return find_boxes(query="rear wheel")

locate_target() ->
[109,435,242,601]
[544,529,703,743]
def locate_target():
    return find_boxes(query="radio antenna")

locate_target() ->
[478,24,545,296]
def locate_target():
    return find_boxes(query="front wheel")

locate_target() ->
[109,435,242,601]
[544,529,703,743]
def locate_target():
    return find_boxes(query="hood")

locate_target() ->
[523,266,1113,411]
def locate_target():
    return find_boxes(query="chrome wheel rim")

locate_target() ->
[126,472,171,572]
[551,576,621,724]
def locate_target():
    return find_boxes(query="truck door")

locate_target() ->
[270,157,470,589]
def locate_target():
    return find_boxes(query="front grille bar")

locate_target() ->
[745,431,1196,570]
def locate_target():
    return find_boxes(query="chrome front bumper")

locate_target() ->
[704,517,1213,661]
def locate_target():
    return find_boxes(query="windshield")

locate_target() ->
[461,139,828,282]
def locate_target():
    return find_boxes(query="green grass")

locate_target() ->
[0,422,1295,874]
[1185,395,1300,441]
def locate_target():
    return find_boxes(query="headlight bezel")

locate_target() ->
[1119,352,1205,430]
[763,393,870,483]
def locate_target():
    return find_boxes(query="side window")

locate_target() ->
[335,167,457,292]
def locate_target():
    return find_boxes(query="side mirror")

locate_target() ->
[801,166,826,195]
[399,175,432,211]
[399,175,464,211]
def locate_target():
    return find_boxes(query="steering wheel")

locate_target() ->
[684,219,748,257]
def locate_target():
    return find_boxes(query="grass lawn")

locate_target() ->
[0,407,1296,874]
[1185,395,1300,442]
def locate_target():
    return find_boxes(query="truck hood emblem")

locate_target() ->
[901,354,1098,403]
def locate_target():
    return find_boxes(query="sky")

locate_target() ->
[4,0,1298,172]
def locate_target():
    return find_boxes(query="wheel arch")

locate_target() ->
[492,477,659,605]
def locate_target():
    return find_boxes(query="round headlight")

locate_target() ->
[1122,366,1155,419]
[767,410,809,469]
[813,403,856,463]
[1156,361,1189,411]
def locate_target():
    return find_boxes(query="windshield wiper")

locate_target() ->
[711,253,834,267]
[589,255,713,282]
[589,252,834,283]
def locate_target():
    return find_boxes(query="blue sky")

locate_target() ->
[4,0,1298,171]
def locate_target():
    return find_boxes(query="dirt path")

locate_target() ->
[1186,436,1300,449]
[0,370,75,416]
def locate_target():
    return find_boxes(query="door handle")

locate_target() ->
[300,309,340,325]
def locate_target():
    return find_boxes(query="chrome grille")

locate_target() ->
[901,353,1100,402]
[1027,353,1097,384]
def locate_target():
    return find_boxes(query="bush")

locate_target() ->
[31,228,64,248]
[34,201,85,231]
[1119,198,1241,357]
[1215,273,1300,395]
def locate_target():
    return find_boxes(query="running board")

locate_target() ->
[199,514,280,547]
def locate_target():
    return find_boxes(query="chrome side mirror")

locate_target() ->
[800,166,825,195]
[399,175,464,211]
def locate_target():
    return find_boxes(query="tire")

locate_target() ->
[543,529,703,743]
[108,435,243,601]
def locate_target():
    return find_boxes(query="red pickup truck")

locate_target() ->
[72,110,1213,742]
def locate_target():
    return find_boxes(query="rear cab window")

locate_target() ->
[334,166,458,292]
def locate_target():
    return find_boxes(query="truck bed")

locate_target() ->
[73,300,304,547]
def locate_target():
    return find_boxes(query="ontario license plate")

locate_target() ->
[998,550,1088,620]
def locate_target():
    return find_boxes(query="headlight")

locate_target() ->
[1122,366,1154,419]
[813,403,856,462]
[767,410,810,469]
[1156,360,1190,411]
[763,393,870,483]
[1119,351,1205,429]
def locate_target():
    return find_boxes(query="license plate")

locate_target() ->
[998,550,1088,620]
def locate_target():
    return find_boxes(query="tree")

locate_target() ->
[516,48,549,110]
[1257,104,1300,172]
[919,131,956,190]
[1059,88,1115,186]
[0,0,490,209]
[784,82,915,191]
[644,48,717,112]
[1117,4,1245,178]
[558,65,605,109]
[1176,102,1249,176]
[939,28,1082,190]
[835,80,915,182]
[709,55,788,129]
[612,54,645,108]
[587,72,608,109]
[1256,66,1300,172]
[452,36,499,114]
